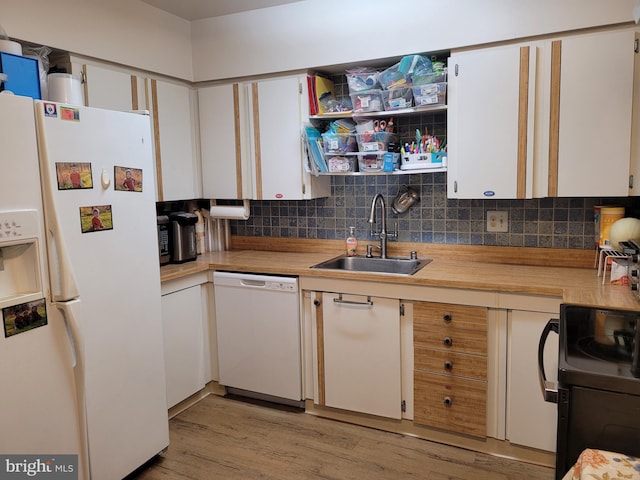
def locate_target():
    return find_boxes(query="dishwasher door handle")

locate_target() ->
[240,279,267,287]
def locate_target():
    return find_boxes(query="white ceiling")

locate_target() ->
[140,0,305,20]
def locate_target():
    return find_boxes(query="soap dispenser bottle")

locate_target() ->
[346,226,358,257]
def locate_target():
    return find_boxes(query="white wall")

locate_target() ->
[0,0,193,80]
[191,0,637,81]
[0,0,635,83]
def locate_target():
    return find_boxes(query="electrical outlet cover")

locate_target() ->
[487,211,508,232]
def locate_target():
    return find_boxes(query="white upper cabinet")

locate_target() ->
[631,33,640,196]
[149,78,201,202]
[199,75,330,200]
[448,45,536,199]
[69,58,146,112]
[448,27,637,199]
[550,29,635,197]
[199,83,242,199]
[68,58,200,202]
[82,63,141,112]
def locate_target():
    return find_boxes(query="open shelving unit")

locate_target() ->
[308,105,448,176]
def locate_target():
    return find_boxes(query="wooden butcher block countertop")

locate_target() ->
[160,238,640,311]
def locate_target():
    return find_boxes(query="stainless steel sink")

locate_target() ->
[311,255,432,276]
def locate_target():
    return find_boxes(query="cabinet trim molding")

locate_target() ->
[232,84,243,198]
[131,75,139,110]
[548,40,562,197]
[314,292,326,406]
[251,82,263,200]
[150,79,164,201]
[517,46,530,198]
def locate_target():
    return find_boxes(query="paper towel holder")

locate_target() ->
[209,199,250,220]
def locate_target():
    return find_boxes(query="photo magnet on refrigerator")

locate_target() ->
[55,162,93,190]
[114,166,143,192]
[80,205,113,233]
[2,298,47,338]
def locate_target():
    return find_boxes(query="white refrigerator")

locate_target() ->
[0,94,169,479]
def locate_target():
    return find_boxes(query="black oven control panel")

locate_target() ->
[618,241,640,296]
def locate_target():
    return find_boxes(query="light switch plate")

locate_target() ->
[487,211,508,232]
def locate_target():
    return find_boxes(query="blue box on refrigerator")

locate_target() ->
[0,52,41,100]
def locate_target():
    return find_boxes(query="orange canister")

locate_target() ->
[599,206,625,247]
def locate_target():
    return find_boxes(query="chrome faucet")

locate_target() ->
[368,193,397,259]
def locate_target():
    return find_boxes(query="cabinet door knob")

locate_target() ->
[443,337,453,347]
[443,396,453,407]
[313,299,321,307]
[444,360,453,370]
[443,313,452,323]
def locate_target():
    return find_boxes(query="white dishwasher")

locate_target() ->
[213,271,302,405]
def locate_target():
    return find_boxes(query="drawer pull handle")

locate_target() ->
[333,294,373,307]
[443,337,453,347]
[444,360,453,370]
[443,313,452,323]
[443,396,453,407]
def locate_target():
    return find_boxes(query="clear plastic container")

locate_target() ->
[412,71,448,86]
[358,155,384,172]
[356,132,395,153]
[327,156,356,173]
[349,89,384,113]
[322,132,357,154]
[412,82,447,107]
[346,69,381,93]
[382,87,413,110]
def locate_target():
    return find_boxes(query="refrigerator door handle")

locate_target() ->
[538,318,559,403]
[55,299,91,478]
[34,104,79,301]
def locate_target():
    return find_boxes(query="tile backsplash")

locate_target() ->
[230,173,640,250]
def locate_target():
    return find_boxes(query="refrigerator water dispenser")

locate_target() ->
[0,210,43,309]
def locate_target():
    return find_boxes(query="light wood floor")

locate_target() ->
[129,394,554,480]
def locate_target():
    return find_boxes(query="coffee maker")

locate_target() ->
[168,212,198,263]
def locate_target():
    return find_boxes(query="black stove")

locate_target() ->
[539,304,640,480]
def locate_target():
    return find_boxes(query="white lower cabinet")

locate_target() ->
[161,274,209,409]
[302,277,561,462]
[507,309,558,451]
[321,293,401,419]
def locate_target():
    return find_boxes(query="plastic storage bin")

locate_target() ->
[412,82,447,107]
[346,70,380,93]
[322,132,357,154]
[358,155,384,172]
[382,87,413,110]
[400,151,447,170]
[327,156,357,173]
[412,71,447,86]
[356,132,395,153]
[350,89,384,113]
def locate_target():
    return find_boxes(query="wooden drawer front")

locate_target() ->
[415,347,487,381]
[414,302,487,331]
[414,371,486,437]
[414,323,487,356]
